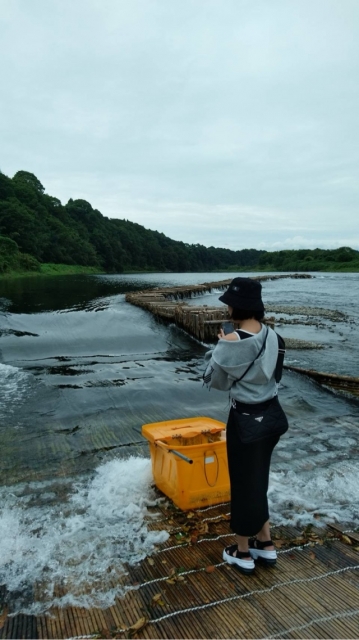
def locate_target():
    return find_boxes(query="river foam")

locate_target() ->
[0,457,168,614]
[2,452,359,615]
[269,460,359,527]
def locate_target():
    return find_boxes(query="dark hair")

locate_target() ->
[230,308,264,322]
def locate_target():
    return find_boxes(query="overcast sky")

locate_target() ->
[1,0,358,251]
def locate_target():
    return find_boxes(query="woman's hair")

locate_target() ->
[230,308,264,322]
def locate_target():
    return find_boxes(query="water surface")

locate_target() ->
[0,271,358,613]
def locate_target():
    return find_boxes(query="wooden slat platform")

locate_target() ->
[1,501,359,639]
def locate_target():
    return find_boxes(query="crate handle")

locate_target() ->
[156,440,193,464]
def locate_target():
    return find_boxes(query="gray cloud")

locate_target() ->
[1,0,358,250]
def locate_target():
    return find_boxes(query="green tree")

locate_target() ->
[1,169,358,275]
[13,170,45,193]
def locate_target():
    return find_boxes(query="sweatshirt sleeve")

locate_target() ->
[203,347,233,391]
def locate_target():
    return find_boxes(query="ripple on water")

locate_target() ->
[0,363,31,417]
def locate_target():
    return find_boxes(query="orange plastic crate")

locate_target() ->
[142,417,230,510]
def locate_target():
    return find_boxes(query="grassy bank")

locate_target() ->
[1,264,359,280]
[0,263,105,279]
[0,265,163,278]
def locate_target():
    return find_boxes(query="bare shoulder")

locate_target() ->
[221,332,239,342]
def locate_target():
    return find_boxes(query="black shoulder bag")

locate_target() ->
[275,332,285,383]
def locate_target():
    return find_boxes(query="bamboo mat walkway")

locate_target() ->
[1,500,359,639]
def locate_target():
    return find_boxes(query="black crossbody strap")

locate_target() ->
[234,326,269,383]
[275,333,286,383]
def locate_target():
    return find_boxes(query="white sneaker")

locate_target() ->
[223,545,255,574]
[249,538,277,565]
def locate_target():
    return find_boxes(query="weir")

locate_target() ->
[284,365,359,399]
[125,273,311,343]
[126,273,359,398]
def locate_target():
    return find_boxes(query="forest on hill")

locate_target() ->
[0,170,358,275]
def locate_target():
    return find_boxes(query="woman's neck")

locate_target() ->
[238,319,262,334]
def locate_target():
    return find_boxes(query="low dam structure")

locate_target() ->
[125,274,311,343]
[125,273,359,398]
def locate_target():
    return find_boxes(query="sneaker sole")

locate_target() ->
[249,550,277,566]
[255,556,277,566]
[223,550,255,574]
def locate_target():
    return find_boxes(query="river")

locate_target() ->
[0,271,358,613]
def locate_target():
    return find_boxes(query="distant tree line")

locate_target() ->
[0,170,358,274]
[0,170,263,273]
[257,247,359,272]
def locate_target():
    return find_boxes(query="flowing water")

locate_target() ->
[0,271,358,613]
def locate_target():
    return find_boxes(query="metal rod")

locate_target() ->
[155,440,193,464]
[171,449,193,464]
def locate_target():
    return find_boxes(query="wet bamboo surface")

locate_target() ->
[1,500,359,639]
[284,365,359,399]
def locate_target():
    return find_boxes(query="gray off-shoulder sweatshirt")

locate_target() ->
[203,324,278,404]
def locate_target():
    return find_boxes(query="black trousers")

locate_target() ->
[226,407,279,537]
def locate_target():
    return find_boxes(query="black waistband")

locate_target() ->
[231,395,278,413]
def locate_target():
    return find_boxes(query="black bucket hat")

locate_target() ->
[218,277,265,312]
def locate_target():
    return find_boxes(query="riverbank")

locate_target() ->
[250,266,359,273]
[1,264,359,280]
[0,263,105,278]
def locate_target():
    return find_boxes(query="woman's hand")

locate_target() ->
[218,328,238,341]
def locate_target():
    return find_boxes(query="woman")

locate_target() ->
[203,277,288,575]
